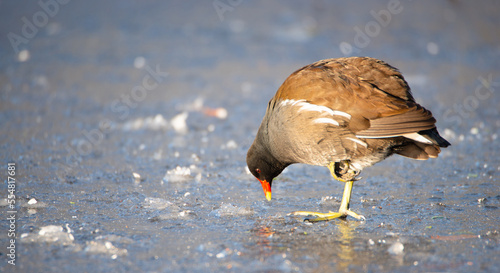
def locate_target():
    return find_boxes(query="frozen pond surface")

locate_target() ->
[1,1,499,272]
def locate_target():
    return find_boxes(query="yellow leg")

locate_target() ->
[289,180,365,222]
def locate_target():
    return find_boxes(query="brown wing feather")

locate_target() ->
[274,57,437,139]
[356,104,437,137]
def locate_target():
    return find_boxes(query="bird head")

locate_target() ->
[246,143,287,201]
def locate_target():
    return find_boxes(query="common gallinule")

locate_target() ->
[246,57,450,221]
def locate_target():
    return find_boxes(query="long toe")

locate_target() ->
[289,210,363,222]
[345,210,366,221]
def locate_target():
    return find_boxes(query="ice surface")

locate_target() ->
[318,195,339,206]
[84,241,128,257]
[177,96,204,112]
[142,197,174,210]
[3,1,500,272]
[39,225,64,235]
[21,225,74,246]
[209,203,254,217]
[94,235,134,245]
[162,166,196,183]
[20,198,48,209]
[121,114,170,131]
[142,196,197,220]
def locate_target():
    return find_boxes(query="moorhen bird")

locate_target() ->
[246,57,450,221]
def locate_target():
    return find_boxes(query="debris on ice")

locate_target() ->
[179,210,194,217]
[145,198,196,220]
[203,107,228,119]
[39,225,63,235]
[216,248,233,258]
[178,96,204,112]
[133,172,141,184]
[121,114,169,131]
[209,203,254,217]
[171,112,189,134]
[21,225,74,245]
[65,223,73,234]
[162,166,193,183]
[143,197,174,210]
[175,96,227,120]
[21,198,47,209]
[84,241,128,257]
[225,140,237,149]
[319,196,338,205]
[387,241,404,255]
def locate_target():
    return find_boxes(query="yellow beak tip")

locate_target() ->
[265,192,272,201]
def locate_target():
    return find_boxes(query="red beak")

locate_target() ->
[259,179,272,201]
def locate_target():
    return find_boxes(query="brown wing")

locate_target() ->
[274,57,437,139]
[355,104,436,138]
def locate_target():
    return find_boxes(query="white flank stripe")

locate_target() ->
[298,103,333,115]
[280,99,305,107]
[281,99,351,119]
[345,137,368,148]
[314,118,339,126]
[331,110,351,119]
[297,101,351,119]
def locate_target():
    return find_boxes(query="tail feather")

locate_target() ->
[419,128,451,147]
[395,128,449,160]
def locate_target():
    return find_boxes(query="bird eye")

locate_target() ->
[256,168,261,174]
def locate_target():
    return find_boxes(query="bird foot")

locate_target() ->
[288,210,366,222]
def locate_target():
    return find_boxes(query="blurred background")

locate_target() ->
[1,1,499,272]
